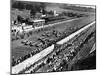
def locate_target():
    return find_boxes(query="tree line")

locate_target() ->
[11,1,47,16]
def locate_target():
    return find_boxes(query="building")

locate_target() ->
[31,19,45,27]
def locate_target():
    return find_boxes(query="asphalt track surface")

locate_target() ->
[12,18,95,74]
[57,21,95,44]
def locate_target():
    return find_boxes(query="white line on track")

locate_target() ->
[12,45,54,74]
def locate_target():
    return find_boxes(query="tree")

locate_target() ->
[48,10,54,15]
[40,3,47,14]
[12,1,25,10]
[30,9,36,17]
[61,11,67,16]
[25,4,33,10]
[20,34,24,39]
[17,15,24,23]
[29,31,32,35]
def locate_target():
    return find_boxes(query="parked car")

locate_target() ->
[29,41,35,46]
[24,41,30,45]
[21,40,28,44]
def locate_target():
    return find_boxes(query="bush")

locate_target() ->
[20,34,24,39]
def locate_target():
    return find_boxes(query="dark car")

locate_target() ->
[24,41,30,45]
[29,41,37,46]
[21,40,28,44]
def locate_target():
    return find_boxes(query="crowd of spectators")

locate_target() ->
[12,24,79,67]
[13,22,96,74]
[26,28,95,73]
[22,42,77,73]
[12,48,40,66]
